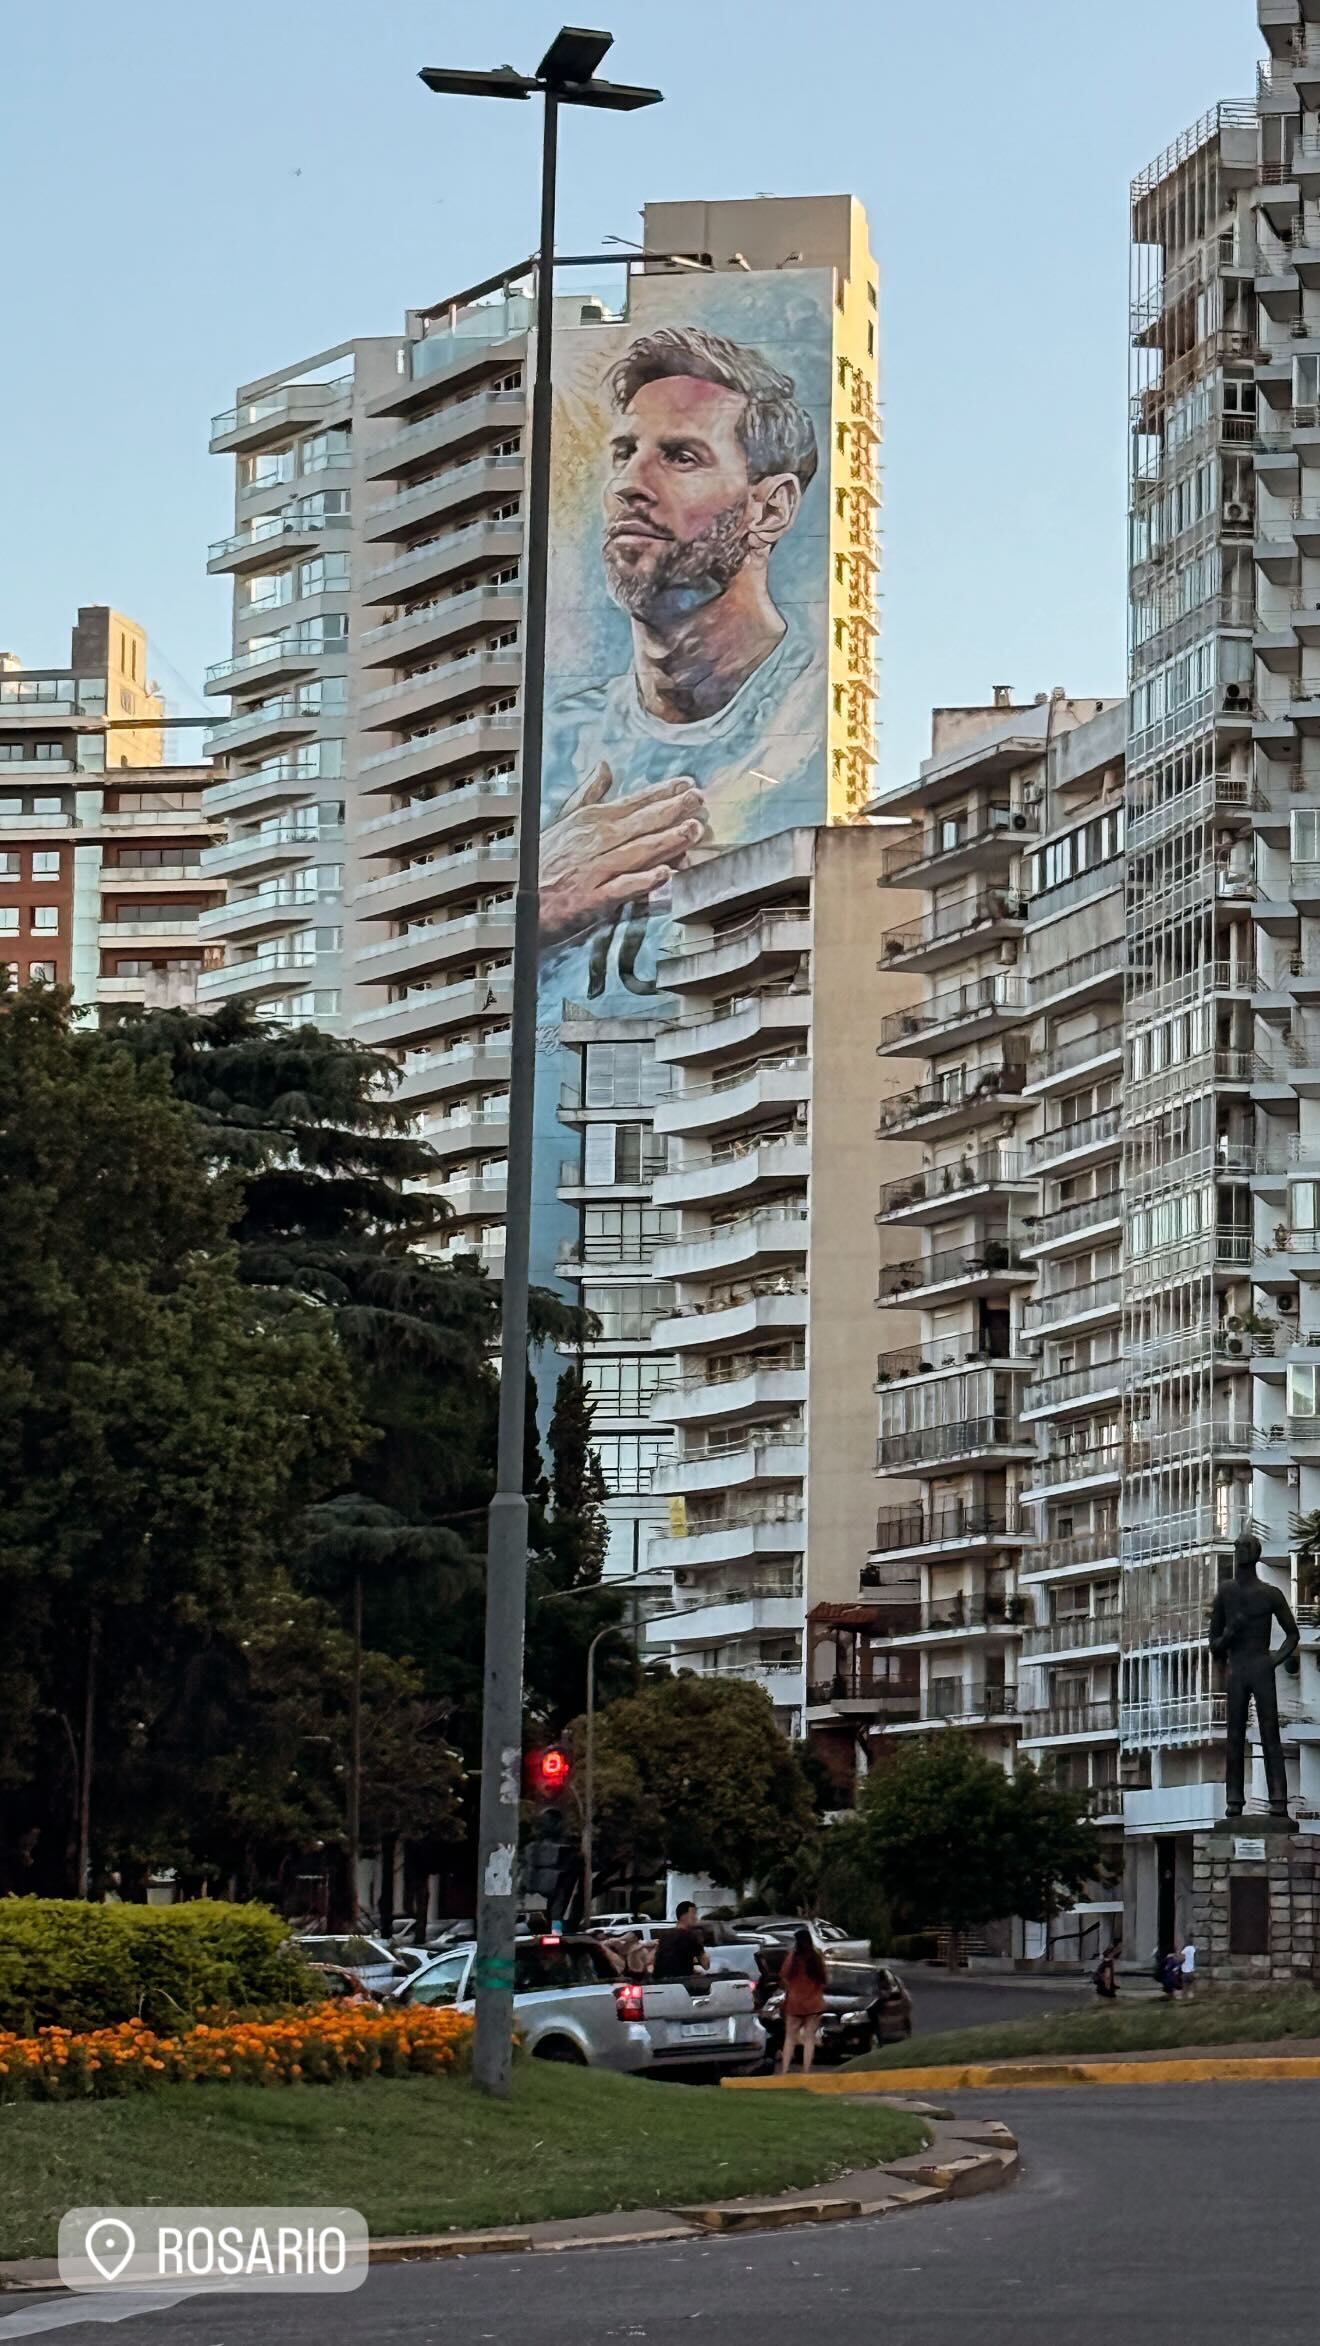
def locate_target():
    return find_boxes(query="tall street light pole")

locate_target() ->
[419,29,662,2101]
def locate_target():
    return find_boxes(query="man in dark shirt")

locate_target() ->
[652,1901,710,1982]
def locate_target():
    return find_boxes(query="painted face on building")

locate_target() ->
[602,375,760,624]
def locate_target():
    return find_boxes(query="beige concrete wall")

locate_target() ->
[804,824,923,1609]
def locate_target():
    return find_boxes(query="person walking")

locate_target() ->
[1093,1941,1119,2000]
[1180,1937,1196,2000]
[652,1901,710,1983]
[778,1926,828,2075]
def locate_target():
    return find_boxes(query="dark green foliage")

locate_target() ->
[855,1735,1104,1938]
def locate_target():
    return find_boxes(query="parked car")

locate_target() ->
[294,1933,408,1996]
[396,1934,765,2076]
[738,1916,874,1965]
[756,1958,912,2065]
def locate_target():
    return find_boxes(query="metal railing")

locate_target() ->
[1120,1693,1226,1743]
[879,889,1027,960]
[876,1149,1031,1219]
[1027,1022,1123,1083]
[1020,1699,1120,1739]
[877,1237,1028,1302]
[876,1414,1024,1471]
[1029,1106,1122,1168]
[1020,1528,1119,1574]
[875,1339,1012,1384]
[1022,1273,1122,1331]
[877,1064,1026,1132]
[1029,938,1123,1008]
[868,1505,1022,1555]
[1025,1442,1124,1490]
[884,1595,1028,1636]
[364,513,522,587]
[368,387,526,473]
[1021,1614,1121,1658]
[1022,1188,1121,1247]
[374,452,524,527]
[880,975,1028,1049]
[925,1685,1019,1723]
[1024,1360,1123,1413]
[881,809,1036,879]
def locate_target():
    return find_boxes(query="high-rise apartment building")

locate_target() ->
[203,195,897,1652]
[859,690,1126,1957]
[0,608,221,1017]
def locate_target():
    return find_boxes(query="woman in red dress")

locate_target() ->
[778,1926,828,2075]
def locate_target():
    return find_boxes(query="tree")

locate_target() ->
[0,989,360,1895]
[855,1734,1103,1950]
[578,1675,818,1897]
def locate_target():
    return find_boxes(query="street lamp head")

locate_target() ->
[538,26,614,83]
[418,64,534,101]
[420,29,661,113]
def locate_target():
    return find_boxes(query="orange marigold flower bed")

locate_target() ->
[0,2002,473,2102]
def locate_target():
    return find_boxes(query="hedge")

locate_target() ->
[0,1901,317,2034]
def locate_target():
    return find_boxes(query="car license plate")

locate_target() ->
[680,2020,723,2041]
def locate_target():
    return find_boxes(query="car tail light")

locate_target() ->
[614,1981,645,2023]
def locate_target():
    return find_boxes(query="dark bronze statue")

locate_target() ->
[1208,1530,1300,1821]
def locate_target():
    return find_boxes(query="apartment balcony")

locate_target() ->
[354,905,513,990]
[1021,1020,1123,1098]
[660,1357,807,1430]
[1027,1104,1123,1176]
[361,454,525,546]
[875,1413,1035,1477]
[655,989,810,1071]
[652,1206,808,1286]
[361,518,523,611]
[878,887,1027,975]
[1018,1527,1121,1584]
[204,760,330,826]
[869,1594,1029,1647]
[391,1038,512,1108]
[880,973,1029,1058]
[1021,1273,1122,1336]
[199,949,320,1006]
[417,1106,510,1166]
[357,779,519,867]
[655,1428,806,1498]
[355,976,511,1052]
[864,1504,1026,1569]
[1028,937,1124,1015]
[209,374,352,455]
[876,1234,1032,1308]
[875,1341,1029,1390]
[1020,1358,1125,1423]
[657,905,815,996]
[203,699,321,761]
[99,863,212,894]
[359,580,523,673]
[653,1055,810,1142]
[203,634,331,699]
[207,509,351,578]
[1120,1693,1227,1750]
[653,1285,807,1357]
[652,1134,808,1214]
[875,1148,1034,1228]
[806,1677,922,1724]
[1019,1186,1122,1260]
[1026,852,1123,923]
[652,1587,803,1650]
[195,889,320,947]
[359,723,523,812]
[890,1684,1019,1732]
[1018,1698,1120,1746]
[879,808,1037,888]
[352,839,518,927]
[97,969,201,1013]
[362,388,528,484]
[1019,1441,1124,1502]
[647,1512,805,1575]
[1020,1613,1122,1662]
[876,1062,1026,1143]
[359,646,522,739]
[97,913,211,955]
[201,822,327,883]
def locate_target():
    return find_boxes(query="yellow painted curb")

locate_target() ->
[724,2055,1320,2092]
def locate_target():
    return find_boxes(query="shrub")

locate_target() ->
[0,1901,316,2034]
[0,2002,474,2102]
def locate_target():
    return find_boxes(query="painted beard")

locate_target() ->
[603,499,752,624]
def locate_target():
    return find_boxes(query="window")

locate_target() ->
[405,1952,469,2008]
[512,1941,612,1993]
[0,909,17,933]
[581,1121,665,1185]
[585,1356,670,1416]
[581,1282,673,1341]
[299,427,351,474]
[32,851,60,877]
[238,449,294,491]
[583,1041,669,1109]
[33,797,63,814]
[0,855,18,880]
[1293,810,1320,862]
[1292,1182,1320,1234]
[297,552,351,597]
[27,962,56,984]
[31,907,58,933]
[1289,1365,1320,1418]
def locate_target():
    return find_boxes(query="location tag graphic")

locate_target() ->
[83,2219,137,2283]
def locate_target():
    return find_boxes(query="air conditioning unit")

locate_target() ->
[1022,783,1043,807]
[1223,501,1249,526]
[1223,683,1248,709]
[673,1569,691,1586]
[1011,811,1029,830]
[1020,1337,1043,1360]
[999,941,1019,967]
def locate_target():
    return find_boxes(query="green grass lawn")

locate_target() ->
[848,1983,1320,2071]
[0,2070,925,2262]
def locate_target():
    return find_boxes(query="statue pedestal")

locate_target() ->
[1193,1829,1320,1986]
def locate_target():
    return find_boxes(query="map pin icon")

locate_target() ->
[84,2219,136,2284]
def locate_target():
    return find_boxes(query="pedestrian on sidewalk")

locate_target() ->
[1180,1938,1196,1999]
[1160,1944,1184,1999]
[779,1926,828,2075]
[1093,1941,1119,2000]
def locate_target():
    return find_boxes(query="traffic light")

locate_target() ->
[528,1745,572,1800]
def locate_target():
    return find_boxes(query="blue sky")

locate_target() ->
[0,0,1259,787]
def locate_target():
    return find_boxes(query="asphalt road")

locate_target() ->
[5,2085,1319,2345]
[902,1964,1094,2041]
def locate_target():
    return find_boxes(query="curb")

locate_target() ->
[0,2115,1016,2286]
[727,2054,1320,2092]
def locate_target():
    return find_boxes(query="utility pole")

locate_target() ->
[419,29,662,2100]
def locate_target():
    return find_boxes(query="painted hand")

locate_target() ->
[538,762,708,948]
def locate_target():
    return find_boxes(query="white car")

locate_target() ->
[738,1916,874,1965]
[295,1933,409,1997]
[396,1934,765,2075]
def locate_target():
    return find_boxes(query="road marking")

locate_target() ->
[0,2293,188,2336]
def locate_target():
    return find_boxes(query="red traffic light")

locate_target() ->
[532,1745,571,1796]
